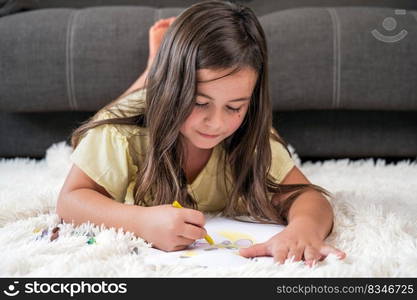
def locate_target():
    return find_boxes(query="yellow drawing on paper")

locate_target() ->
[178,230,256,258]
[215,231,255,249]
[179,250,199,258]
[143,217,285,267]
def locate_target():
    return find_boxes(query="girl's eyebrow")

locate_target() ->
[196,92,250,102]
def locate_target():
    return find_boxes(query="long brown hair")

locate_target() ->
[71,0,332,225]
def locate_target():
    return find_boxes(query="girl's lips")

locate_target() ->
[198,131,220,138]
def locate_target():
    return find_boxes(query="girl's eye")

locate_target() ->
[195,103,241,113]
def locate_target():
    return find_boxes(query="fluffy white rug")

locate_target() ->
[0,141,416,277]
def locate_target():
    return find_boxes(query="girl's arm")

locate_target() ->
[239,166,346,266]
[271,166,333,239]
[56,165,207,251]
[286,189,334,240]
[57,188,207,252]
[57,188,146,235]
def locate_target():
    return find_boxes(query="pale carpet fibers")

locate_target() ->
[0,141,416,277]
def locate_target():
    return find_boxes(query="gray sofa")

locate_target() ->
[1,1,416,161]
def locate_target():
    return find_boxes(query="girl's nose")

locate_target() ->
[203,109,223,131]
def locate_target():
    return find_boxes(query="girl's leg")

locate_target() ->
[121,16,176,97]
[148,16,176,68]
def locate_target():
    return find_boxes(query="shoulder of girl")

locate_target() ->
[93,110,144,138]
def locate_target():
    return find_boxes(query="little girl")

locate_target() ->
[57,0,346,267]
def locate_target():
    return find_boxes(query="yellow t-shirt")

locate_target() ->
[70,89,295,212]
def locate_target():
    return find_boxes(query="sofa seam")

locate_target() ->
[327,8,341,109]
[410,10,417,25]
[66,10,79,110]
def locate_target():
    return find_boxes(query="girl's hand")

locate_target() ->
[239,223,346,267]
[138,204,207,252]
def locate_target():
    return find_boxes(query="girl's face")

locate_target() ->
[179,67,258,151]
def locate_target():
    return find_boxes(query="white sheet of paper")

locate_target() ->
[144,216,285,268]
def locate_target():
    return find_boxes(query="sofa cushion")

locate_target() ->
[0,6,184,112]
[263,7,417,111]
[2,0,417,17]
[0,6,416,112]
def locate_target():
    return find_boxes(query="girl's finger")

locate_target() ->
[175,235,195,247]
[319,244,346,260]
[173,244,189,251]
[239,242,269,258]
[180,223,207,241]
[287,246,304,262]
[272,247,289,264]
[303,245,321,267]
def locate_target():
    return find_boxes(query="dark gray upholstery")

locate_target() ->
[1,3,416,159]
[2,0,417,17]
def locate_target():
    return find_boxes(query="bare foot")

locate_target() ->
[148,16,176,68]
